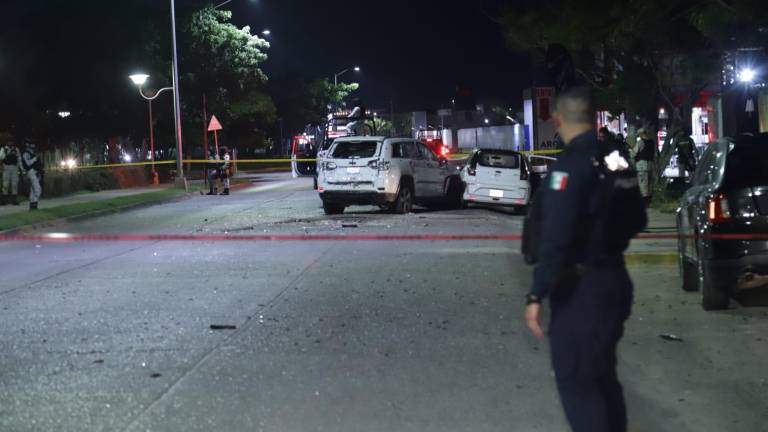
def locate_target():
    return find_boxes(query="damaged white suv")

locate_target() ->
[317,136,463,215]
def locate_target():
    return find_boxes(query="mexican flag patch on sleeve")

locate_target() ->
[549,171,569,191]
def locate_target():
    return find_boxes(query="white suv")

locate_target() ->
[317,136,463,214]
[460,148,533,212]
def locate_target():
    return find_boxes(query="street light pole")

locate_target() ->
[130,74,174,185]
[148,99,156,184]
[170,0,185,184]
[333,66,360,86]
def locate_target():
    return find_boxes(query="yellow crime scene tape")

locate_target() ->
[48,150,562,172]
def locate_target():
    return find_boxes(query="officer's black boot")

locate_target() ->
[221,188,230,196]
[29,202,38,211]
[206,187,217,196]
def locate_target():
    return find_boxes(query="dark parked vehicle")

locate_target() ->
[677,134,768,310]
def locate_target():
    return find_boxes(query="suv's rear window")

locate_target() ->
[331,141,379,159]
[723,139,768,189]
[476,151,520,169]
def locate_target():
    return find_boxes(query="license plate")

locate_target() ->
[347,167,360,174]
[489,189,504,198]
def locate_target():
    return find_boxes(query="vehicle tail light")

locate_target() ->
[467,166,476,176]
[324,162,337,170]
[707,193,731,223]
[440,146,450,156]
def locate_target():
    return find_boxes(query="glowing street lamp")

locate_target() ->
[262,29,271,36]
[334,66,361,86]
[738,68,756,83]
[129,73,175,184]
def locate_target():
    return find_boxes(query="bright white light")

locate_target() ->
[738,68,756,83]
[123,154,132,163]
[353,66,361,72]
[66,159,76,169]
[262,29,271,35]
[484,118,490,124]
[46,233,72,240]
[58,111,71,118]
[129,74,150,86]
[659,108,665,114]
[373,112,378,117]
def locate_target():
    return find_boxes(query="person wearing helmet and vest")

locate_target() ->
[218,146,231,195]
[633,128,656,206]
[21,140,43,210]
[345,99,368,136]
[0,138,21,206]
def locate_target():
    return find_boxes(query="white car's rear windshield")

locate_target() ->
[331,141,380,159]
[476,151,520,169]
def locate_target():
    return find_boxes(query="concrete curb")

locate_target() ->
[625,252,677,266]
[0,189,195,236]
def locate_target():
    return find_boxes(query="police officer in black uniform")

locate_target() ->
[524,87,647,432]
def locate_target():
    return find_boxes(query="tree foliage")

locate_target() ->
[499,0,768,176]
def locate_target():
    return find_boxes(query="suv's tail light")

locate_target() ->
[368,160,390,171]
[707,193,731,223]
[324,162,337,170]
[467,166,476,176]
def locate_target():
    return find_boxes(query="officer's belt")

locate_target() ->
[560,255,625,280]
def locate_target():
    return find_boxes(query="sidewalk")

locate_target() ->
[0,186,172,217]
[626,208,678,264]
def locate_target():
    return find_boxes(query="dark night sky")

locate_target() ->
[0,0,532,129]
[227,0,532,111]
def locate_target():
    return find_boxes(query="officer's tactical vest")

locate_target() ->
[522,148,646,265]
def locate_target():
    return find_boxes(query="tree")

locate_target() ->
[182,7,275,153]
[499,0,767,179]
[268,76,359,138]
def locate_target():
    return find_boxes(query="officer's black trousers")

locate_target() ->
[549,267,633,432]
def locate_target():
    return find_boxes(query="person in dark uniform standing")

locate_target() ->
[524,87,647,432]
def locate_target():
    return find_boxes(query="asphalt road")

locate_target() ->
[1,173,767,432]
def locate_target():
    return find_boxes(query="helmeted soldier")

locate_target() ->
[523,87,647,432]
[674,128,697,181]
[218,146,231,196]
[20,140,43,210]
[0,139,21,205]
[633,127,656,206]
[345,99,367,136]
[207,146,221,196]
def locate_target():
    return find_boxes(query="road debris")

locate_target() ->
[659,334,684,342]
[210,324,237,330]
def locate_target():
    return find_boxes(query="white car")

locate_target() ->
[317,136,463,215]
[460,149,537,212]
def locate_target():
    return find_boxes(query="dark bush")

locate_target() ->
[16,169,120,199]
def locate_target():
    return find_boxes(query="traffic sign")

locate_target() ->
[208,115,223,132]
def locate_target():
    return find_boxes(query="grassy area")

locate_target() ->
[650,180,686,214]
[0,187,190,231]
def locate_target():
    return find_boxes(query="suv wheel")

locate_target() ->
[322,200,345,215]
[392,181,414,214]
[696,244,729,310]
